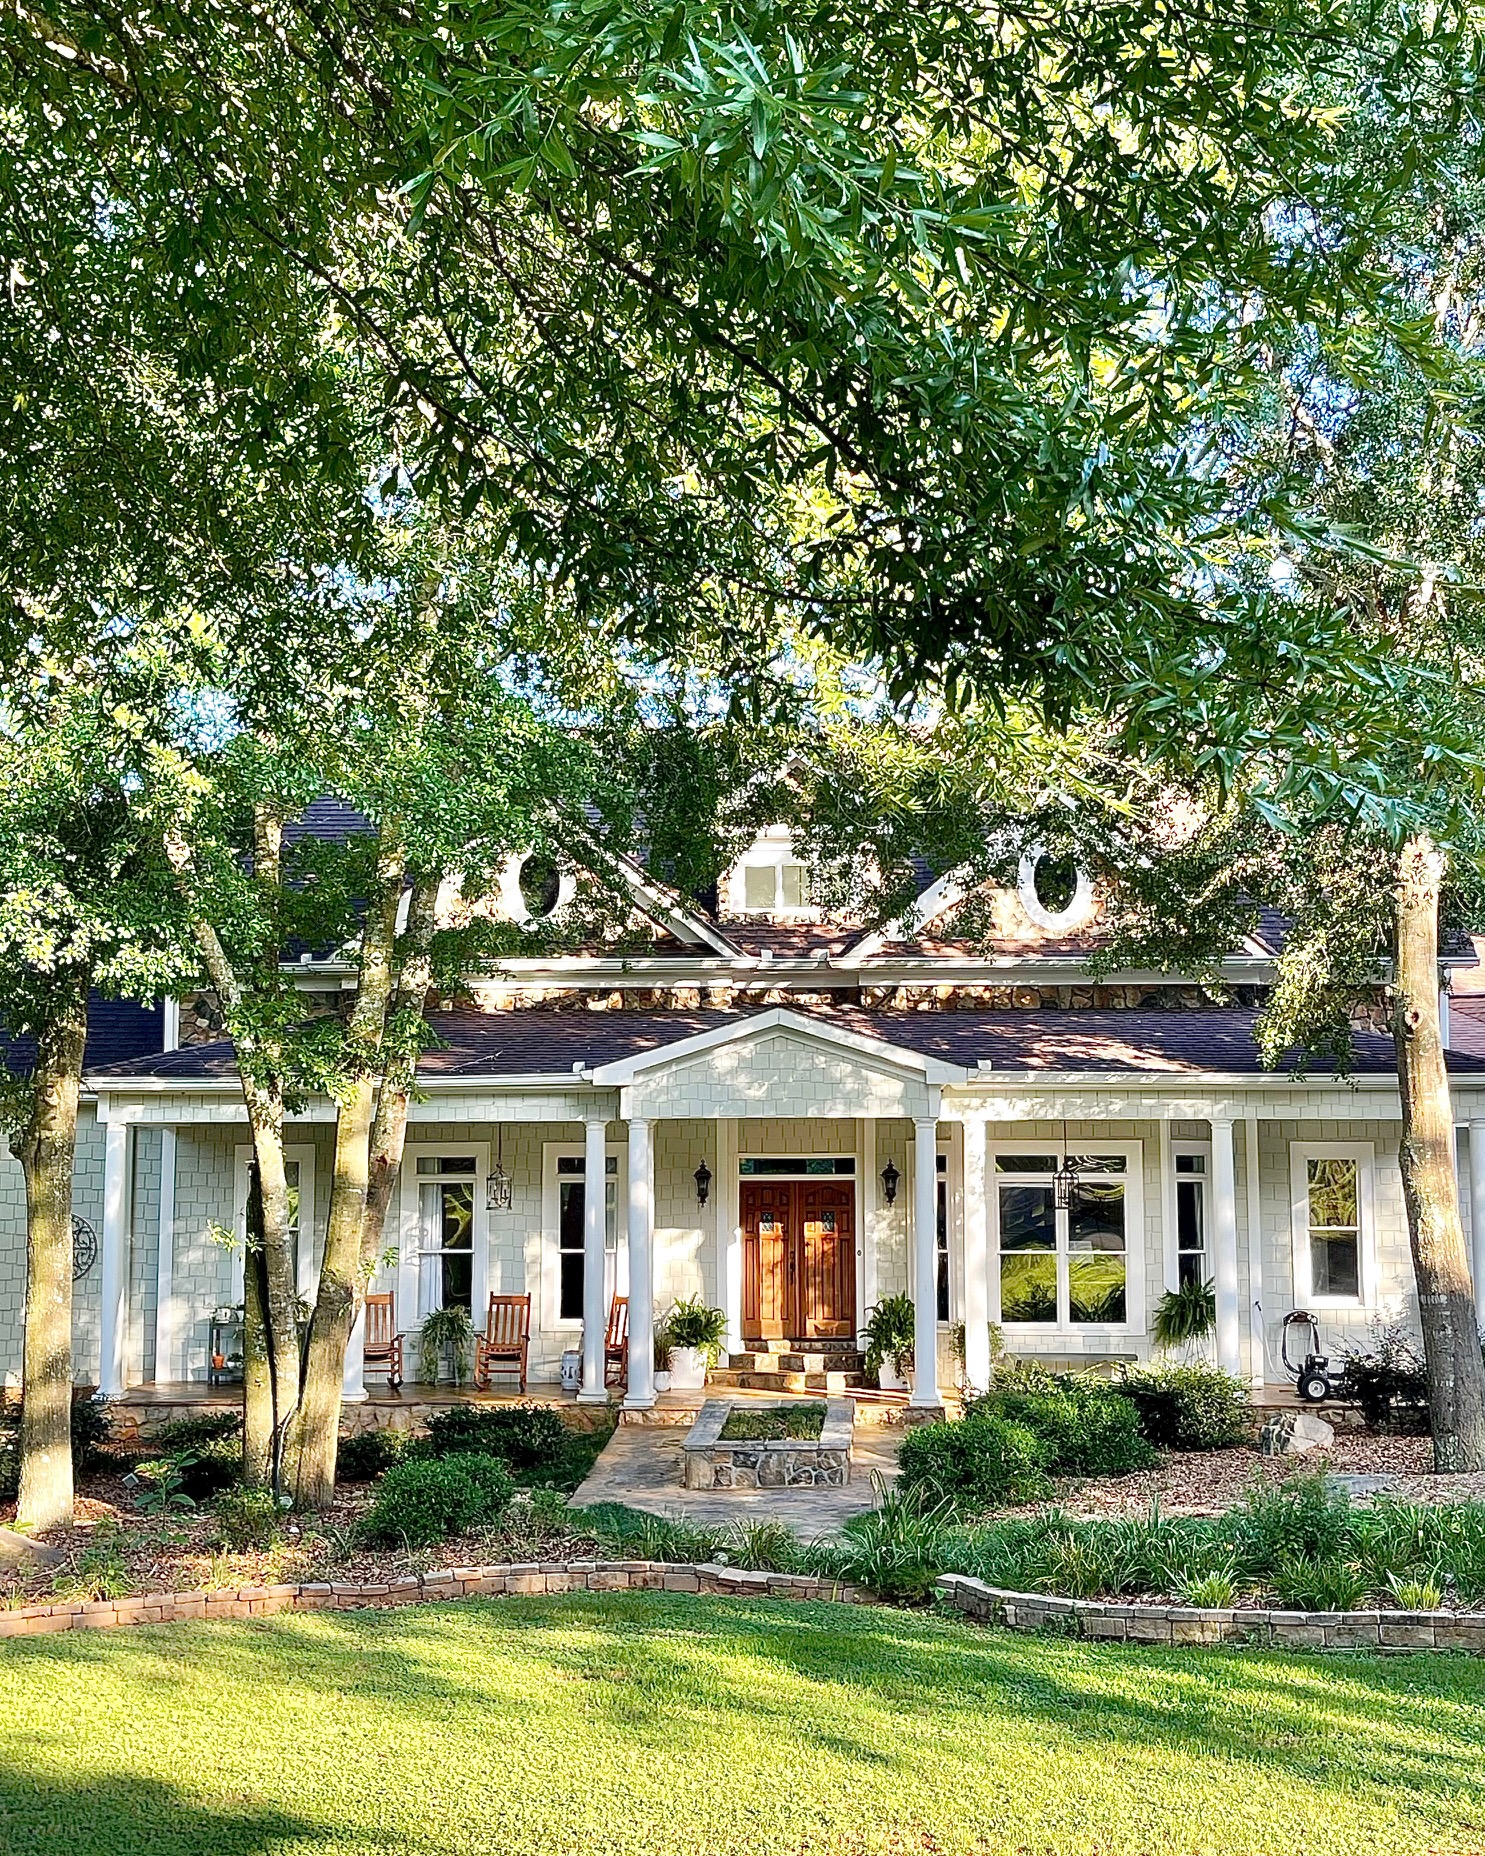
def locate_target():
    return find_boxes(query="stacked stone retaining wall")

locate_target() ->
[0,1562,865,1640]
[937,1572,1485,1652]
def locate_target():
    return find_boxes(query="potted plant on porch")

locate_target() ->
[663,1297,727,1391]
[653,1318,674,1393]
[418,1305,476,1386]
[862,1294,916,1392]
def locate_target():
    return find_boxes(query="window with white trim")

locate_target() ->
[416,1155,476,1312]
[1174,1150,1208,1289]
[555,1154,619,1322]
[1291,1142,1373,1307]
[936,1152,950,1323]
[993,1151,1132,1326]
[233,1147,316,1301]
[725,826,817,918]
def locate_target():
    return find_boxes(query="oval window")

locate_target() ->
[1015,846,1094,931]
[517,852,563,921]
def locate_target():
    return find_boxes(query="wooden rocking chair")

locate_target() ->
[603,1295,629,1390]
[474,1293,531,1392]
[362,1292,404,1391]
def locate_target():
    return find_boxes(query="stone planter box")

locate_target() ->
[681,1397,854,1490]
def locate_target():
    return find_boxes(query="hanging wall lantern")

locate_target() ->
[486,1126,513,1211]
[880,1158,900,1205]
[694,1160,712,1207]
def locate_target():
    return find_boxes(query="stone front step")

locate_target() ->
[725,1349,866,1375]
[707,1368,867,1394]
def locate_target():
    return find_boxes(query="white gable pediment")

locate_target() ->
[589,1008,964,1121]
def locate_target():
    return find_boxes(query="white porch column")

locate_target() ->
[717,1119,743,1359]
[910,1114,942,1408]
[1243,1115,1265,1389]
[961,1115,991,1394]
[624,1115,656,1409]
[342,1294,366,1402]
[97,1122,130,1398]
[578,1110,610,1401]
[153,1129,178,1384]
[1470,1120,1485,1335]
[860,1117,879,1324]
[1210,1114,1241,1376]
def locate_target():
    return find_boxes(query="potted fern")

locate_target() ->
[664,1297,727,1390]
[862,1294,916,1391]
[1152,1277,1217,1354]
[419,1305,476,1386]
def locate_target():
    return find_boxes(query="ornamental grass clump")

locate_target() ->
[360,1453,514,1548]
[813,1477,953,1601]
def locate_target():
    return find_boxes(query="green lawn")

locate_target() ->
[3,1594,1485,1854]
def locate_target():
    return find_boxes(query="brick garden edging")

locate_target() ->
[936,1572,1485,1653]
[0,1562,867,1641]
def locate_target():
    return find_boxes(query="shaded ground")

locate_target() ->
[2,1592,1484,1855]
[572,1422,902,1528]
[1055,1432,1476,1518]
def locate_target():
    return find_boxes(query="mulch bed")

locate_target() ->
[0,1464,603,1610]
[1056,1433,1484,1517]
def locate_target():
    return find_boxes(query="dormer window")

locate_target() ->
[726,827,816,918]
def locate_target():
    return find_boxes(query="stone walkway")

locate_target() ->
[572,1421,903,1533]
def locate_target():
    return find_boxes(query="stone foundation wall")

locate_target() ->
[937,1573,1485,1653]
[0,1561,866,1641]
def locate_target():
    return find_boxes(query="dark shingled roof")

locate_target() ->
[89,1006,1485,1082]
[4,997,164,1077]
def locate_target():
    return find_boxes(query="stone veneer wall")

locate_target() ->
[937,1573,1485,1653]
[0,1561,867,1640]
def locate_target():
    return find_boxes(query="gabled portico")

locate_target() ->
[586,1009,968,1412]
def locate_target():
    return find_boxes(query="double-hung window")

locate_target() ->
[233,1146,316,1302]
[554,1153,619,1322]
[417,1155,476,1313]
[1292,1143,1372,1306]
[1173,1151,1208,1288]
[993,1151,1132,1326]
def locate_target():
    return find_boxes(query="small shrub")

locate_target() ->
[149,1412,242,1451]
[215,1486,284,1551]
[336,1428,412,1482]
[1339,1326,1431,1433]
[131,1458,194,1514]
[359,1453,514,1548]
[1117,1364,1252,1451]
[898,1414,1052,1511]
[1268,1551,1369,1612]
[423,1403,570,1471]
[54,1531,133,1602]
[968,1373,1157,1477]
[1225,1473,1355,1582]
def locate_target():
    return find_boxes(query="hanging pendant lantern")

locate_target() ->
[1053,1120,1078,1211]
[486,1125,513,1211]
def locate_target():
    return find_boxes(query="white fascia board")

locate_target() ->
[587,1005,968,1086]
[469,955,1279,987]
[835,868,972,967]
[945,1069,1403,1091]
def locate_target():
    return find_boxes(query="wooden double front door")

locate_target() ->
[741,1181,856,1341]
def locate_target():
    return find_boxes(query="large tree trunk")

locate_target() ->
[15,972,89,1533]
[1393,833,1485,1472]
[293,841,406,1510]
[166,815,300,1487]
